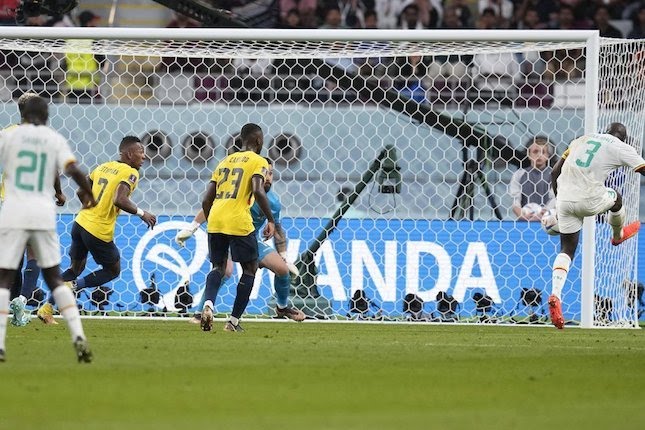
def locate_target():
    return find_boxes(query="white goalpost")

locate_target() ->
[0,27,642,327]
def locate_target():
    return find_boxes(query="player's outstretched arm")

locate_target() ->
[113,182,156,229]
[65,162,96,209]
[252,175,275,240]
[175,209,207,247]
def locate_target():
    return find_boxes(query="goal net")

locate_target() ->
[0,28,642,327]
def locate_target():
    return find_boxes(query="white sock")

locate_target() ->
[608,206,625,241]
[53,286,85,342]
[229,316,239,326]
[0,289,9,351]
[552,253,572,300]
[203,300,213,311]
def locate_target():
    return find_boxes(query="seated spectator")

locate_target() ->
[337,0,368,28]
[279,8,302,28]
[509,136,555,221]
[280,0,317,28]
[479,0,514,28]
[426,6,472,83]
[451,0,473,28]
[375,0,402,28]
[628,5,645,39]
[363,9,378,28]
[319,5,347,28]
[417,0,443,28]
[545,5,585,80]
[476,7,499,29]
[513,0,558,26]
[516,7,545,29]
[397,2,425,29]
[593,5,624,38]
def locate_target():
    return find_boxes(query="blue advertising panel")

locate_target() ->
[53,215,642,322]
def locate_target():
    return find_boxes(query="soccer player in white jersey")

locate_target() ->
[0,96,97,362]
[548,123,645,329]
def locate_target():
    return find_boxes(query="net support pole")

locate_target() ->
[580,31,601,329]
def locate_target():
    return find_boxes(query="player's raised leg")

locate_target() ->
[607,191,641,246]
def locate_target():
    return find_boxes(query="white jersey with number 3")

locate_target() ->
[0,124,75,230]
[557,133,645,202]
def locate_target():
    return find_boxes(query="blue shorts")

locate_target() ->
[257,239,274,262]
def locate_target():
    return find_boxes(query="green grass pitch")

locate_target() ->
[1,319,644,430]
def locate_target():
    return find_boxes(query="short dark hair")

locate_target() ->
[17,92,39,115]
[22,96,48,125]
[606,122,627,141]
[240,123,262,143]
[119,135,141,152]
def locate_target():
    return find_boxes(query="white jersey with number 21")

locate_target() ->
[557,133,645,202]
[0,124,76,230]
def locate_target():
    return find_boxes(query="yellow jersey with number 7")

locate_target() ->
[75,160,139,242]
[207,151,268,236]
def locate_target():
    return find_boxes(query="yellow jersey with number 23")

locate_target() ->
[207,151,268,236]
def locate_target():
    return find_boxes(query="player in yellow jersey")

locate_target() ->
[199,123,275,332]
[34,136,156,323]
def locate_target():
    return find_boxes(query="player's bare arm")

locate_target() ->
[252,175,275,240]
[551,157,565,197]
[201,181,217,220]
[65,162,96,209]
[53,173,66,206]
[114,182,156,228]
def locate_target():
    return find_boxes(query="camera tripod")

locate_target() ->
[450,145,502,220]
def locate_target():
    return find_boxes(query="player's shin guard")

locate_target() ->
[551,253,571,300]
[21,259,40,299]
[53,286,86,342]
[0,288,9,351]
[608,206,626,242]
[274,274,290,309]
[231,274,255,319]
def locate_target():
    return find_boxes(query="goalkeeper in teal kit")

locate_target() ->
[175,158,305,321]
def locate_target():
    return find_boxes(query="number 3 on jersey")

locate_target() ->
[575,140,602,168]
[215,167,244,199]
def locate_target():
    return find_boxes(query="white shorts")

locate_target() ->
[0,229,61,270]
[556,188,617,234]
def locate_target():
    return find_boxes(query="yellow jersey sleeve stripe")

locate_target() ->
[561,148,570,160]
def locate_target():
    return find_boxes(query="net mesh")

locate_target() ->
[0,30,642,327]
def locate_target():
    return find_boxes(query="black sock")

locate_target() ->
[231,274,255,320]
[62,268,77,282]
[203,269,224,305]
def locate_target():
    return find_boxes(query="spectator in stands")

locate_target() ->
[628,5,645,39]
[363,9,378,28]
[545,5,585,80]
[425,6,472,83]
[417,0,443,28]
[593,5,624,38]
[451,0,473,28]
[513,0,558,26]
[476,7,499,29]
[516,7,545,29]
[281,0,317,28]
[509,136,555,221]
[319,6,347,28]
[280,8,302,28]
[0,0,19,25]
[375,0,402,28]
[606,0,630,19]
[336,0,368,28]
[166,11,200,28]
[64,10,105,103]
[479,0,514,28]
[397,3,425,29]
